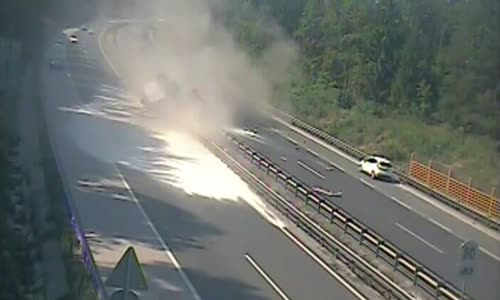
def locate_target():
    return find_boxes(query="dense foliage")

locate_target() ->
[224,0,499,188]
[1,1,97,299]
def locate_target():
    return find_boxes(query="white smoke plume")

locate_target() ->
[107,0,299,139]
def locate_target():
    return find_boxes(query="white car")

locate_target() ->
[69,34,78,43]
[243,127,258,137]
[359,155,394,179]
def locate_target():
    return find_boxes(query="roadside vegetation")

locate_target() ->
[223,0,499,192]
[0,0,96,299]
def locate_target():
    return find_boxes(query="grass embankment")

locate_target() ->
[288,102,499,194]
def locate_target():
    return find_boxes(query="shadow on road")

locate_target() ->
[96,262,269,300]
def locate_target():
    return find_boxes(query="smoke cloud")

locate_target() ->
[107,0,299,139]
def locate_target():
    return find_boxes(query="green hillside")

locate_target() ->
[225,0,499,191]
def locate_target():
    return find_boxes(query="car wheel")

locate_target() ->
[370,171,376,179]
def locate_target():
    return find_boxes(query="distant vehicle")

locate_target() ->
[69,34,78,43]
[81,25,88,31]
[88,29,95,35]
[312,187,342,197]
[359,155,394,179]
[48,59,63,70]
[243,127,258,136]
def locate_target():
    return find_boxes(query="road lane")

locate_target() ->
[234,121,500,300]
[108,18,499,300]
[43,22,368,300]
[42,28,199,299]
[272,115,500,251]
[119,163,362,300]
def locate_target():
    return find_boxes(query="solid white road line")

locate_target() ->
[297,160,325,180]
[274,114,500,247]
[273,115,358,164]
[395,223,444,254]
[280,229,368,300]
[212,142,367,300]
[329,161,346,173]
[98,27,121,78]
[428,218,453,234]
[116,164,202,300]
[359,178,375,190]
[479,246,500,262]
[390,196,414,211]
[398,184,500,242]
[244,254,291,300]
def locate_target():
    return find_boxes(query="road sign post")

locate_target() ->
[458,240,478,300]
[106,246,148,300]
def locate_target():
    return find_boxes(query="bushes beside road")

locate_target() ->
[0,0,97,299]
[223,0,499,192]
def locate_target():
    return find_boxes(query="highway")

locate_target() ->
[234,113,500,300]
[39,20,369,300]
[105,20,500,300]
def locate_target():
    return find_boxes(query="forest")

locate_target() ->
[223,0,499,190]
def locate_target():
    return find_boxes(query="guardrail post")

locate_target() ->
[464,177,472,204]
[408,152,415,175]
[344,218,351,234]
[359,229,366,246]
[376,240,384,258]
[487,187,496,217]
[414,266,422,286]
[446,168,452,193]
[393,254,400,272]
[434,282,441,299]
[426,159,433,186]
[329,209,336,224]
[317,199,323,213]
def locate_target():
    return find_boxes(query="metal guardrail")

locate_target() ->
[204,139,414,300]
[48,32,108,299]
[65,195,108,299]
[269,108,499,229]
[224,134,466,300]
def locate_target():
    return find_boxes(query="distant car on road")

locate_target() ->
[243,127,258,136]
[359,155,394,180]
[69,34,78,44]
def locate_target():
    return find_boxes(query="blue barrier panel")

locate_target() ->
[63,195,108,300]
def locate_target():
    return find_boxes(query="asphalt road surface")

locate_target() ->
[106,20,499,300]
[234,114,500,300]
[40,21,365,300]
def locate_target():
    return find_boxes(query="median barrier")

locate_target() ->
[205,138,415,300]
[226,134,465,300]
[270,108,499,228]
